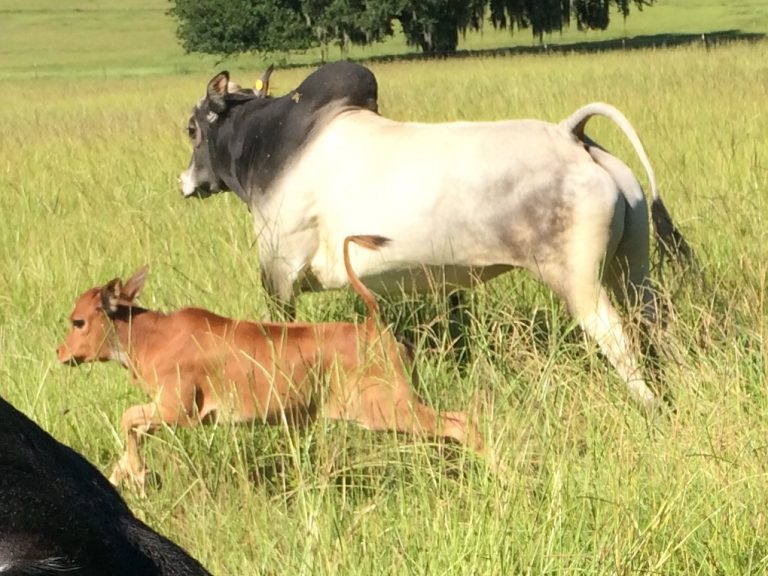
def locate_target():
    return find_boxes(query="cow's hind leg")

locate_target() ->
[591,146,659,326]
[604,211,666,369]
[562,278,655,407]
[533,166,655,407]
[585,143,670,334]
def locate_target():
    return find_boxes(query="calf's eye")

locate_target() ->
[72,319,85,329]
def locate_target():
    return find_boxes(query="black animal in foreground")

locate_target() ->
[0,394,211,575]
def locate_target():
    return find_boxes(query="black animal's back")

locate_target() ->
[0,395,210,575]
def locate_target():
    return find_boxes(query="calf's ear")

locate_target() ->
[255,65,274,98]
[207,71,230,113]
[101,279,122,316]
[122,265,149,302]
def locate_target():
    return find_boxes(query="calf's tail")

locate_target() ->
[343,235,390,326]
[561,102,694,266]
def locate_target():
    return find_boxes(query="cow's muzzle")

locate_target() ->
[182,184,215,200]
[179,170,207,198]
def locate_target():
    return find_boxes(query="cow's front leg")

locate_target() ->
[257,235,316,321]
[259,243,301,322]
[260,258,297,321]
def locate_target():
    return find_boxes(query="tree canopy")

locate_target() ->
[169,0,654,55]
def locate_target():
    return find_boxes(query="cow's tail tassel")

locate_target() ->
[343,235,392,329]
[651,198,695,270]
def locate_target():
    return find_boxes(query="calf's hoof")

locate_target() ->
[109,455,148,495]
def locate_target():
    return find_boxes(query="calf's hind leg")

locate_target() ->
[328,375,484,453]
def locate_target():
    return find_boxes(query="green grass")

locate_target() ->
[1,0,767,79]
[2,2,768,574]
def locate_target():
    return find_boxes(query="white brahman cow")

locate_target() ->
[179,62,691,407]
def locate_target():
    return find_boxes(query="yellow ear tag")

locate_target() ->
[255,79,264,92]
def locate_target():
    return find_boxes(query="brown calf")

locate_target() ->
[57,236,483,490]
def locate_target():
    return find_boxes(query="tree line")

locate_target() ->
[169,0,654,55]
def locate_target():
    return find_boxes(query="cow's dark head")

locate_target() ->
[180,67,273,199]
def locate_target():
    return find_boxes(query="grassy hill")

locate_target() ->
[1,0,767,78]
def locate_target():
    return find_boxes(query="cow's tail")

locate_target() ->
[343,235,391,328]
[561,102,694,267]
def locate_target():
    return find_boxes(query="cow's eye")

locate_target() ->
[72,319,85,329]
[187,118,202,147]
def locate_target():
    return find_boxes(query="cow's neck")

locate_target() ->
[213,116,252,205]
[109,307,165,372]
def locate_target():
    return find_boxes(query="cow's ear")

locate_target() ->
[207,71,230,113]
[101,278,122,316]
[255,65,274,98]
[121,265,148,302]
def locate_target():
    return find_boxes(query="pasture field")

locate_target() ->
[2,7,768,576]
[2,0,767,79]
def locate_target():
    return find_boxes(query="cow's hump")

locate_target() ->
[235,63,379,199]
[294,61,378,113]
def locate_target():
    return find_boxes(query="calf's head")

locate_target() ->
[179,67,272,198]
[57,266,148,366]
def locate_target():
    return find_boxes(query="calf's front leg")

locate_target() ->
[109,400,197,492]
[109,403,161,491]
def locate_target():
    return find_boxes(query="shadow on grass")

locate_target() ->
[351,29,766,65]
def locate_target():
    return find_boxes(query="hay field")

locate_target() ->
[1,3,767,574]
